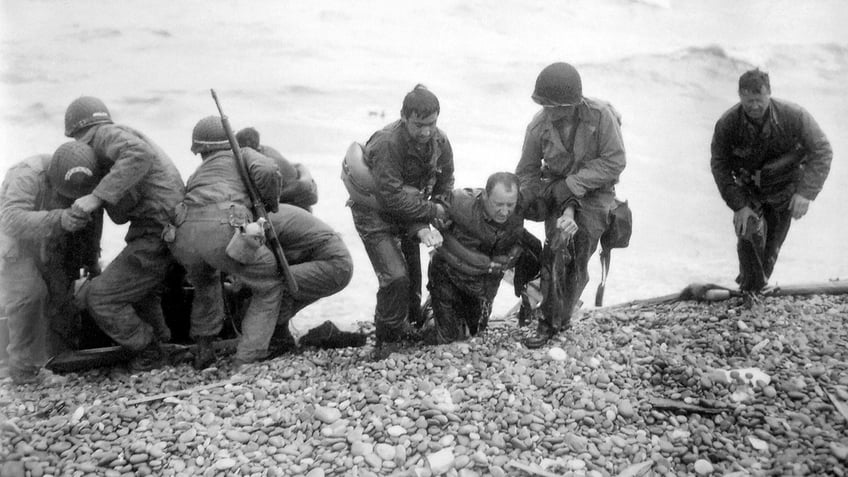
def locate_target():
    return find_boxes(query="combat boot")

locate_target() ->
[128,341,164,373]
[192,336,217,370]
[10,366,42,385]
[371,339,404,361]
[523,329,555,349]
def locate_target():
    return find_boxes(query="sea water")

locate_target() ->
[1,0,846,331]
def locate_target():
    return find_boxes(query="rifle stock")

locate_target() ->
[210,89,299,294]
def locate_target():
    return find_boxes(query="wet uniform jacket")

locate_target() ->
[710,98,832,211]
[0,155,102,369]
[0,155,66,260]
[0,155,101,272]
[249,145,318,210]
[433,187,524,297]
[77,123,185,234]
[516,97,625,217]
[183,148,280,214]
[364,119,455,233]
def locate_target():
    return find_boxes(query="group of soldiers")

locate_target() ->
[1,62,832,385]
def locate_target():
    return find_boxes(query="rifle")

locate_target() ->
[210,89,298,294]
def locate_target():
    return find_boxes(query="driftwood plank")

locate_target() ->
[507,460,563,477]
[125,379,237,406]
[649,397,729,415]
[45,339,239,372]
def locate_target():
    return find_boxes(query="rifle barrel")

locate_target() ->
[209,89,299,294]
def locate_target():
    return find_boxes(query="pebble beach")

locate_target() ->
[2,292,847,476]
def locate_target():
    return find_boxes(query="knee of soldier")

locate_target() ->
[378,272,409,292]
[1,279,48,314]
[85,275,117,315]
[335,256,354,290]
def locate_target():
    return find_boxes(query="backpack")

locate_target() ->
[595,199,632,306]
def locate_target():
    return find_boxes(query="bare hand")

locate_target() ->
[417,228,443,248]
[788,193,810,219]
[733,206,759,237]
[61,208,90,232]
[432,203,452,229]
[556,210,578,239]
[72,193,104,215]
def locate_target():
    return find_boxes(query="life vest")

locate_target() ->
[341,142,421,210]
[341,142,378,209]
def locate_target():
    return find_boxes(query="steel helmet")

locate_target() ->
[64,96,113,137]
[191,116,231,155]
[532,62,583,106]
[48,141,101,199]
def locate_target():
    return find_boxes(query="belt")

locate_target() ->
[174,202,252,226]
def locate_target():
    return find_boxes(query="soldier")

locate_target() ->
[235,127,318,211]
[64,96,185,371]
[516,63,626,349]
[424,172,536,344]
[347,84,454,359]
[170,117,352,369]
[1,142,103,384]
[711,69,832,305]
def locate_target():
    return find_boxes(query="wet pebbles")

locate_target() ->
[1,293,847,476]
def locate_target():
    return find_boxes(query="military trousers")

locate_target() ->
[1,255,50,372]
[538,190,613,335]
[350,203,423,343]
[86,230,173,352]
[736,197,793,292]
[426,259,498,344]
[172,204,353,362]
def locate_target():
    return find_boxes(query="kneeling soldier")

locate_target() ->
[425,172,530,344]
[170,116,352,369]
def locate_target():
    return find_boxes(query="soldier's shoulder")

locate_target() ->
[367,121,403,149]
[434,126,451,144]
[770,97,810,118]
[22,154,52,173]
[452,187,481,202]
[715,103,742,127]
[526,110,548,132]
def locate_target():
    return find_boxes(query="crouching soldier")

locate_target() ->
[1,142,103,384]
[64,96,185,371]
[235,127,318,211]
[170,116,352,370]
[424,172,535,344]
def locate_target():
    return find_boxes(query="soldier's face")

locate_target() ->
[402,112,438,144]
[483,183,518,224]
[739,87,771,120]
[544,104,577,122]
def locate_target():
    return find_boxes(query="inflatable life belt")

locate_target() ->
[341,142,421,210]
[341,142,379,209]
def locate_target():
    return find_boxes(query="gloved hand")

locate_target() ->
[60,207,90,232]
[788,193,810,219]
[733,206,760,238]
